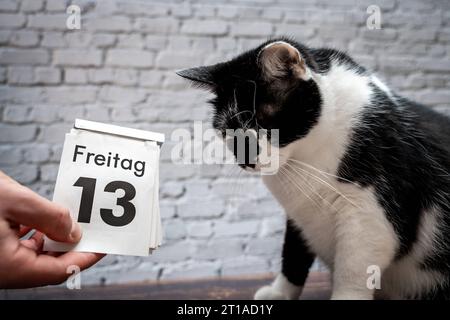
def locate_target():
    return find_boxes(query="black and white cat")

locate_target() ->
[177,38,450,300]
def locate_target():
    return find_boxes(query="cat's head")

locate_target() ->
[177,38,322,172]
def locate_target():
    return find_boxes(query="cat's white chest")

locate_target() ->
[263,173,340,267]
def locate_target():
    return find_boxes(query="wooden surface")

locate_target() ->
[1,272,331,300]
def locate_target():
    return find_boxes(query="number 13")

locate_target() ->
[74,177,136,227]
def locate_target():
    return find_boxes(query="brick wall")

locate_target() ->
[0,0,449,285]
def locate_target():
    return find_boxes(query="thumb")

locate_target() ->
[5,185,82,243]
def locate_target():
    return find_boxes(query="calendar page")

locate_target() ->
[43,120,164,256]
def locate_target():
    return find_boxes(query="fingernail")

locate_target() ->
[69,219,82,243]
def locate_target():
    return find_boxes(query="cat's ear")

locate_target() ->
[176,65,216,89]
[258,41,310,81]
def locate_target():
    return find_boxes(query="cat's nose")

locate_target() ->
[228,129,260,167]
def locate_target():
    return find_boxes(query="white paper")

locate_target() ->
[44,123,163,256]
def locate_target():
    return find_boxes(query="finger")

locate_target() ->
[2,246,105,288]
[4,185,81,244]
[20,231,44,252]
[18,226,33,238]
[44,251,63,257]
[0,171,21,186]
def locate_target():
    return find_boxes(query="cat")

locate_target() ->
[177,37,450,300]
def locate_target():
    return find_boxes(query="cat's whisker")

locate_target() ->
[284,162,339,212]
[229,109,253,122]
[287,160,361,210]
[279,165,324,211]
[287,158,361,188]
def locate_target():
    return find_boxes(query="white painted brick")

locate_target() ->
[45,0,67,11]
[261,8,284,21]
[64,68,87,84]
[163,219,187,240]
[101,262,160,285]
[41,32,65,47]
[98,86,147,103]
[57,105,85,122]
[214,220,259,238]
[0,0,19,12]
[177,198,224,219]
[27,14,67,30]
[151,240,195,262]
[3,105,30,122]
[167,35,190,51]
[144,35,166,50]
[361,28,398,41]
[260,216,285,237]
[276,24,315,40]
[139,70,165,88]
[34,67,61,84]
[163,72,190,90]
[23,144,51,163]
[161,261,220,280]
[183,179,211,199]
[231,22,273,37]
[85,105,110,122]
[110,107,135,122]
[86,16,132,32]
[160,202,176,219]
[8,66,34,84]
[50,144,63,162]
[116,2,169,16]
[64,32,92,48]
[134,17,178,34]
[44,86,97,104]
[0,13,25,28]
[0,145,23,164]
[419,90,450,105]
[194,6,215,18]
[54,49,102,67]
[0,67,5,82]
[9,31,40,47]
[0,87,43,103]
[222,256,269,276]
[186,221,213,239]
[91,33,116,47]
[211,178,268,199]
[38,123,71,143]
[106,49,154,68]
[418,58,450,72]
[237,8,261,19]
[40,163,58,182]
[160,163,197,180]
[193,238,243,260]
[217,7,238,19]
[156,51,203,69]
[171,5,192,18]
[161,180,185,198]
[216,38,237,52]
[0,124,36,142]
[21,0,44,12]
[246,237,283,256]
[1,164,38,184]
[0,30,10,44]
[88,68,138,86]
[117,34,144,48]
[0,49,49,65]
[181,20,228,36]
[192,38,214,51]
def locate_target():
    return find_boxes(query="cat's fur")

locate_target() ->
[177,38,450,300]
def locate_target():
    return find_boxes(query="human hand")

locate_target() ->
[0,171,104,288]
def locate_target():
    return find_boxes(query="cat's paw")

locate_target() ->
[254,274,303,300]
[254,285,288,300]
